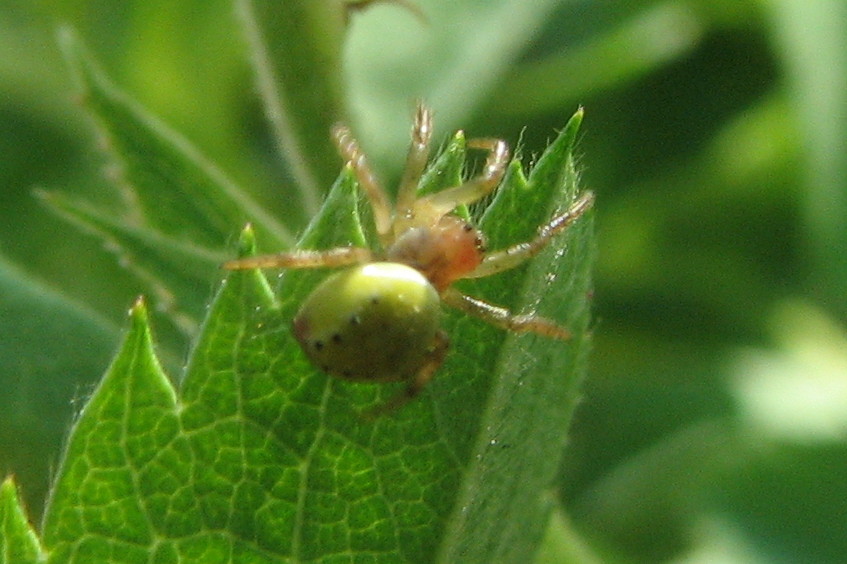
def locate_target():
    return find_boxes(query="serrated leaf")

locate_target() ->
[434,109,593,562]
[236,0,350,215]
[38,189,226,334]
[41,298,187,563]
[1,477,44,563]
[56,28,292,251]
[38,111,593,563]
[50,29,295,346]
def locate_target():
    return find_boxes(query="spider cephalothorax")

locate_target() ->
[224,103,594,413]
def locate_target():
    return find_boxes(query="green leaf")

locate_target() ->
[418,131,466,197]
[47,29,295,344]
[433,109,593,562]
[418,130,469,221]
[57,27,292,251]
[534,504,603,564]
[488,2,704,117]
[41,297,185,563]
[37,111,593,563]
[236,0,350,215]
[1,477,44,563]
[37,189,227,335]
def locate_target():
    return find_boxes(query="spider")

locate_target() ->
[223,103,594,413]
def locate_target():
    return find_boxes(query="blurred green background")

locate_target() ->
[2,0,846,562]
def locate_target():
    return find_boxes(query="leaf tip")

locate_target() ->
[32,187,53,204]
[237,223,258,258]
[445,129,468,161]
[561,107,585,149]
[0,475,43,557]
[55,26,90,93]
[129,295,149,323]
[502,158,528,191]
[574,105,585,120]
[1,474,17,493]
[54,25,78,58]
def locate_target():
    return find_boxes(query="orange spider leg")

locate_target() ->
[222,246,374,271]
[465,191,595,279]
[416,137,510,219]
[332,124,394,245]
[441,288,571,340]
[395,102,433,223]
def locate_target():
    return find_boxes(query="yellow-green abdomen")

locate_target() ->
[293,262,441,382]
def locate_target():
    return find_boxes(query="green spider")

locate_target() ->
[224,103,594,413]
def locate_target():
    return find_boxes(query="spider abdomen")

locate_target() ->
[292,262,442,382]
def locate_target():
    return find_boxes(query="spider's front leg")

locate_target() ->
[466,190,595,279]
[395,102,434,219]
[419,136,510,218]
[222,246,374,271]
[442,288,571,340]
[332,124,394,245]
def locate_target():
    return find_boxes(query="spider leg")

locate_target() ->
[395,102,433,221]
[332,124,393,244]
[442,288,571,340]
[417,137,509,217]
[364,330,449,418]
[464,191,594,279]
[222,246,373,270]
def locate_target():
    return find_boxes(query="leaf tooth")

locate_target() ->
[237,223,258,258]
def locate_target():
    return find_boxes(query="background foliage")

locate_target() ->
[2,0,846,562]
